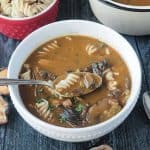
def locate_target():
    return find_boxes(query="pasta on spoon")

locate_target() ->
[53,72,102,98]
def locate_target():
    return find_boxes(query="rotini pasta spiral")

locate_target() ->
[35,99,52,119]
[0,0,12,16]
[85,42,105,55]
[55,73,80,91]
[0,0,54,18]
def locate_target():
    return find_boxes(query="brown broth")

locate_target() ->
[113,0,150,5]
[19,35,131,128]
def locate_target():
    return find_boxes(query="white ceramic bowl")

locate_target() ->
[89,0,150,35]
[8,20,142,142]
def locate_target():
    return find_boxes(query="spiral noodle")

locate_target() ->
[85,42,105,56]
[56,73,80,91]
[37,40,60,58]
[35,99,52,119]
[0,0,12,16]
[0,0,54,18]
[86,44,99,56]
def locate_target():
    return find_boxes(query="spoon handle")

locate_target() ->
[0,78,54,88]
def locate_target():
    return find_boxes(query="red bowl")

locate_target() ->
[0,0,59,40]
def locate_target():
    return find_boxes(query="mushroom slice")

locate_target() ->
[80,59,109,76]
[86,99,108,123]
[84,73,95,88]
[143,92,150,120]
[59,108,82,127]
[100,99,121,122]
[86,98,121,123]
[89,144,112,150]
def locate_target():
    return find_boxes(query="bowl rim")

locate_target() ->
[0,0,58,21]
[8,20,142,133]
[99,0,150,12]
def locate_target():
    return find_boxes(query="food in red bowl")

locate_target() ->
[0,0,59,40]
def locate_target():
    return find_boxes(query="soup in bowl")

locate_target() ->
[113,0,150,6]
[19,35,131,128]
[8,20,141,142]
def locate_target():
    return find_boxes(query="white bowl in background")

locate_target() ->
[89,0,150,35]
[8,20,142,142]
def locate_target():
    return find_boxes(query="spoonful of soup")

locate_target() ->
[0,72,102,98]
[54,72,102,97]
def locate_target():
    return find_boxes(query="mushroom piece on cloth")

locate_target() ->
[0,68,10,95]
[0,96,8,124]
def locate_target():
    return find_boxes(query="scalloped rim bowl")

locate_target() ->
[8,20,142,142]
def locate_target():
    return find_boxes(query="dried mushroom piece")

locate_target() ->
[81,59,109,76]
[0,68,9,95]
[84,73,95,88]
[108,89,121,99]
[59,108,82,127]
[89,144,112,150]
[39,70,56,81]
[59,97,89,127]
[143,92,150,120]
[0,96,8,124]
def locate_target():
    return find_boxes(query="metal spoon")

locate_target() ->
[0,78,54,88]
[143,91,150,120]
[0,72,102,98]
